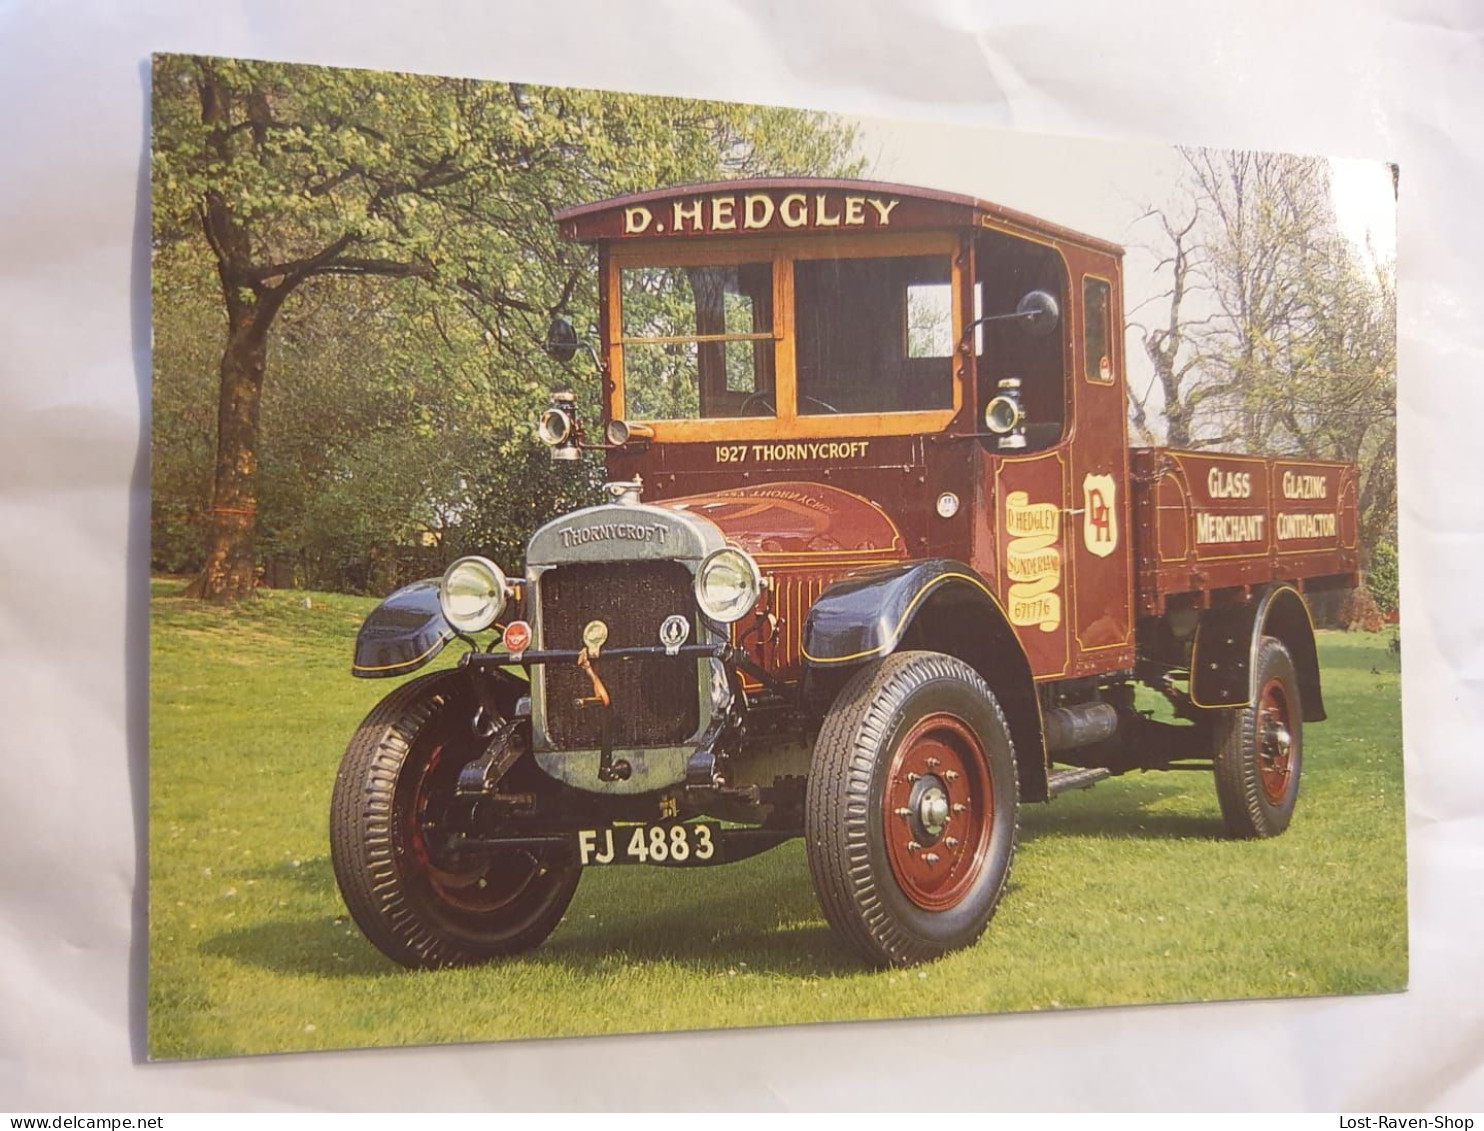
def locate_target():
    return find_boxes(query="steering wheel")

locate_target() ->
[739,391,775,417]
[739,392,841,416]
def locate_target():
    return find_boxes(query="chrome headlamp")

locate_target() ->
[438,556,509,634]
[984,396,1022,434]
[537,392,580,461]
[605,418,655,447]
[694,547,763,624]
[537,406,571,446]
[984,377,1026,450]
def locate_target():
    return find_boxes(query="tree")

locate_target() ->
[150,228,222,573]
[152,55,859,600]
[1128,203,1204,447]
[1131,148,1396,558]
[1182,150,1339,455]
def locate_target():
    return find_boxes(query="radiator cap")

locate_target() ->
[603,476,644,506]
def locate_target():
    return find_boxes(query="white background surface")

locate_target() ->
[1,0,1480,1112]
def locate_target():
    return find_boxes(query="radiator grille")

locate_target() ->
[738,568,830,679]
[539,561,699,749]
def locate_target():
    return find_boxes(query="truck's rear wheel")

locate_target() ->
[805,651,1018,967]
[1212,635,1303,838]
[330,670,580,969]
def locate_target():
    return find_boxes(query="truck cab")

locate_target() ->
[573,179,1135,687]
[331,179,1359,971]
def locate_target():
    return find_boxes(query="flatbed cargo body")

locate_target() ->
[1130,448,1359,617]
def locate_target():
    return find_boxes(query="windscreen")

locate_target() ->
[619,262,775,420]
[793,254,954,415]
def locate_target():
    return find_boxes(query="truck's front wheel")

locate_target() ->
[330,670,580,969]
[805,652,1019,967]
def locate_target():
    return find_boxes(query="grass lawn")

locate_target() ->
[148,579,1407,1060]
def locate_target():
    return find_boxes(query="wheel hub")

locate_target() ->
[405,740,541,914]
[1256,677,1295,805]
[909,777,951,840]
[883,713,995,912]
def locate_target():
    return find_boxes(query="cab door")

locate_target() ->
[1063,258,1134,676]
[970,233,1133,681]
[970,228,1073,681]
[986,449,1073,680]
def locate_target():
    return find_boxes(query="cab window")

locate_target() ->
[906,282,953,358]
[1083,277,1113,384]
[794,254,954,415]
[975,230,1067,452]
[619,262,774,420]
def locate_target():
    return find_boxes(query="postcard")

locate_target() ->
[149,53,1402,1059]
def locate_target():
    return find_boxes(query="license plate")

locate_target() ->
[574,822,721,867]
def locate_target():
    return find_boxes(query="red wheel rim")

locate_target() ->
[403,741,540,914]
[883,713,994,911]
[1256,677,1295,805]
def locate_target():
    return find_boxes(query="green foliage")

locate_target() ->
[1366,540,1399,616]
[150,54,861,592]
[148,581,1406,1058]
[619,264,767,420]
[1138,151,1397,560]
[150,242,221,572]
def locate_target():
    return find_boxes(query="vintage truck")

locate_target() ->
[330,178,1359,969]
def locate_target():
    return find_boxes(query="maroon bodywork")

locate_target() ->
[1131,449,1358,617]
[329,177,1366,973]
[555,177,1124,253]
[657,481,908,677]
[562,177,1355,691]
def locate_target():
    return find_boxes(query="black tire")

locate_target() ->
[805,651,1019,967]
[330,669,580,969]
[1212,635,1303,838]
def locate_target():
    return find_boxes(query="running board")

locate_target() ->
[1047,767,1112,797]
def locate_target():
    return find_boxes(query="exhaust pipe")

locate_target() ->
[1043,702,1119,752]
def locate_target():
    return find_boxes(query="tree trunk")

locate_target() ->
[1163,381,1193,448]
[1145,336,1193,448]
[185,312,267,601]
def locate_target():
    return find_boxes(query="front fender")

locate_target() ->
[351,578,455,679]
[801,560,998,666]
[801,559,1049,801]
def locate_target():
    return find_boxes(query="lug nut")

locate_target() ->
[925,757,940,769]
[906,841,921,853]
[894,807,912,818]
[944,837,960,848]
[943,770,960,782]
[952,802,967,813]
[924,852,940,865]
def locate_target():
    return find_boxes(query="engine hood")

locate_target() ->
[657,481,907,564]
[525,499,726,568]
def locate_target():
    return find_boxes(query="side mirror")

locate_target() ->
[960,289,1062,347]
[544,316,580,364]
[1016,290,1060,337]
